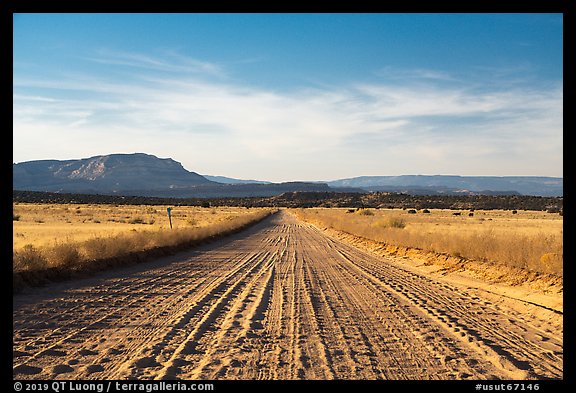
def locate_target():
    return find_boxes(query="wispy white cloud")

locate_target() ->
[375,66,459,82]
[84,49,226,78]
[13,51,563,180]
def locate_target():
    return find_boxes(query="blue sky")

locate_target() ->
[13,13,563,181]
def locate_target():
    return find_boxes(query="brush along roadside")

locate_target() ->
[288,209,562,311]
[13,209,277,293]
[289,208,562,277]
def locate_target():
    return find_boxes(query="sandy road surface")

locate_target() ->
[13,212,562,380]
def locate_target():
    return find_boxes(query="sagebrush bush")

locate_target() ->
[374,217,406,230]
[48,242,82,268]
[13,245,47,271]
[386,216,406,229]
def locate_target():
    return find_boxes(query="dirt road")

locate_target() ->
[13,211,562,380]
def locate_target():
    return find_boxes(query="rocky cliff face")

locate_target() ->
[13,153,214,193]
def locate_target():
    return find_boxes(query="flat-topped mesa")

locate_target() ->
[13,153,214,193]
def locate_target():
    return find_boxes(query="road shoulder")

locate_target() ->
[297,218,563,332]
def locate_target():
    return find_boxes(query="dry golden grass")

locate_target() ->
[13,203,260,250]
[291,207,563,276]
[13,202,275,278]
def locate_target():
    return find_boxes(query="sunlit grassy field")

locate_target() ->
[13,203,258,250]
[291,207,563,276]
[13,202,274,278]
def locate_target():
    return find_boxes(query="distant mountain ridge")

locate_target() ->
[13,154,562,197]
[326,175,562,197]
[13,153,214,194]
[203,175,272,185]
[12,153,334,197]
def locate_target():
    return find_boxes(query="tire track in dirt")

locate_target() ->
[13,267,210,378]
[13,211,562,380]
[296,224,499,379]
[326,239,563,379]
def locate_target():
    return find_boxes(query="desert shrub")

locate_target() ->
[48,242,82,268]
[357,209,374,216]
[407,209,417,214]
[82,236,116,260]
[375,216,406,229]
[539,252,563,275]
[387,217,406,229]
[13,245,48,271]
[13,213,20,221]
